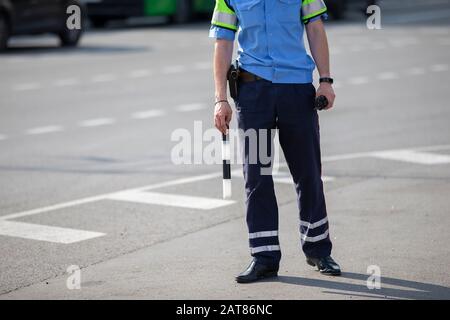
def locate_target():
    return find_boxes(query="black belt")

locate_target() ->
[239,69,265,82]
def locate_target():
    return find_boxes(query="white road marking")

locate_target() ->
[388,37,419,48]
[377,72,399,80]
[370,42,387,50]
[0,221,105,244]
[2,145,449,222]
[175,103,207,112]
[128,69,152,78]
[329,47,342,55]
[13,83,41,91]
[349,45,364,52]
[78,118,116,127]
[53,78,80,87]
[91,74,117,83]
[107,190,235,210]
[430,64,449,72]
[0,171,227,221]
[406,67,426,76]
[438,38,450,45]
[161,65,186,74]
[194,62,212,70]
[131,109,166,119]
[176,42,191,48]
[371,150,450,165]
[348,76,370,85]
[26,125,64,135]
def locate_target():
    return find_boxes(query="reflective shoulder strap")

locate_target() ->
[211,0,238,31]
[302,0,327,23]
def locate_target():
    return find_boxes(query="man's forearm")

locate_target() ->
[214,39,234,101]
[306,20,330,78]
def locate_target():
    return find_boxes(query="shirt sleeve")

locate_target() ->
[301,0,328,24]
[209,0,238,40]
[209,25,236,41]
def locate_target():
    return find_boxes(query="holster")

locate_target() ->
[227,61,240,100]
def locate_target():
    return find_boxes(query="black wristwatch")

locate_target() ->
[319,77,334,84]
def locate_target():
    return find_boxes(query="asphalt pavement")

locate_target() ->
[0,1,449,299]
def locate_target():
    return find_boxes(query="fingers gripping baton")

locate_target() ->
[222,132,232,199]
[315,95,329,111]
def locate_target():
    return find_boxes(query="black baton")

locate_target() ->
[222,132,231,199]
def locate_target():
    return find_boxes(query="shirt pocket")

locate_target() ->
[277,0,301,23]
[234,0,263,28]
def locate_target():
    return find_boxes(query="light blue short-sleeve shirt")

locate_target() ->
[209,0,328,84]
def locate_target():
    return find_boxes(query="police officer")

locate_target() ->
[210,0,341,283]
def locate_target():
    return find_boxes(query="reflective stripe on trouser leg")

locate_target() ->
[276,83,333,259]
[236,80,281,267]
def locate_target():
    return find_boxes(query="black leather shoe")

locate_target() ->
[236,261,278,283]
[306,256,341,276]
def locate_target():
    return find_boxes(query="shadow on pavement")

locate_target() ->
[271,272,450,300]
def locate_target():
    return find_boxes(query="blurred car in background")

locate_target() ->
[0,0,85,51]
[326,0,348,19]
[84,0,214,27]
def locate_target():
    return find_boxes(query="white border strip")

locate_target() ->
[251,245,281,254]
[249,230,278,239]
[301,229,329,243]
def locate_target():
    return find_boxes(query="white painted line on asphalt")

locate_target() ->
[0,171,227,221]
[131,109,166,119]
[388,37,419,48]
[107,191,235,210]
[161,65,187,74]
[438,38,450,45]
[2,145,449,221]
[419,27,450,35]
[329,47,342,55]
[0,221,105,244]
[26,125,64,135]
[406,67,426,76]
[128,69,152,78]
[371,150,450,165]
[370,43,387,50]
[13,83,41,91]
[348,76,370,85]
[53,78,80,87]
[176,42,191,48]
[377,72,399,80]
[349,45,364,52]
[175,103,207,112]
[430,64,449,72]
[91,74,117,83]
[78,118,116,127]
[194,62,212,70]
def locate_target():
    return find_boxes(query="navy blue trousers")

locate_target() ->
[235,78,333,268]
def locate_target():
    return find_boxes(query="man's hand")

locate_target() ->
[214,101,233,134]
[316,83,335,110]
